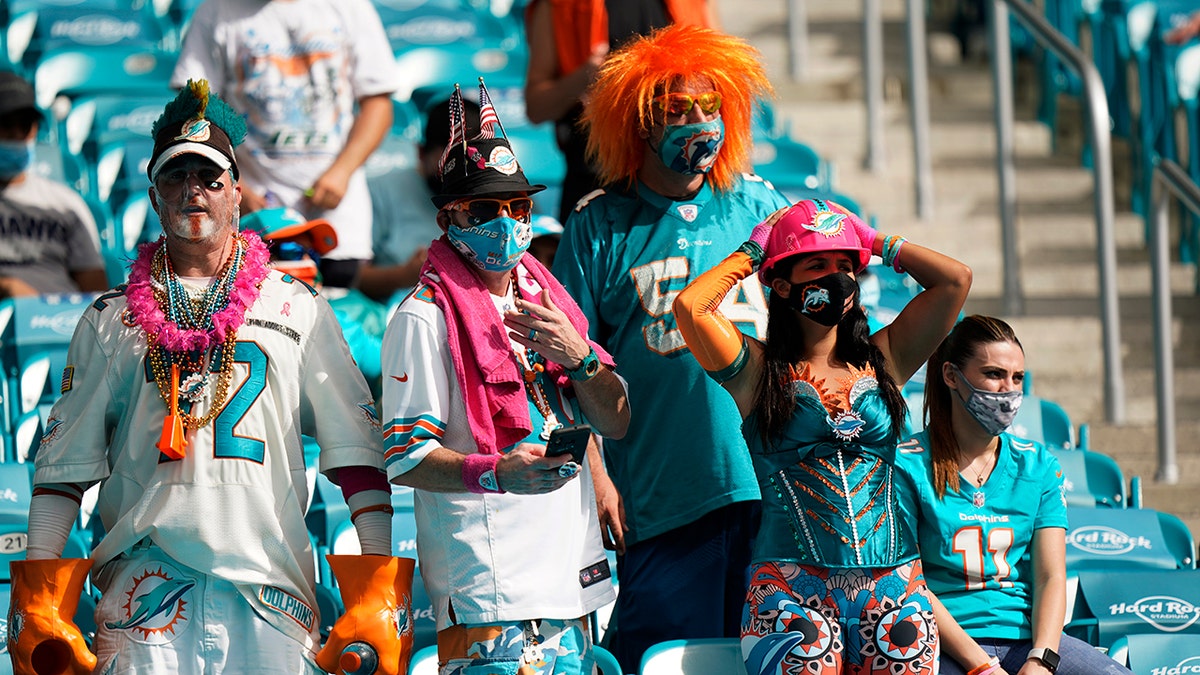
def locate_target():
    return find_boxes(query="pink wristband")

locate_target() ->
[462,454,504,494]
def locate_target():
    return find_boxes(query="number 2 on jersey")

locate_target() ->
[952,526,1015,590]
[145,341,269,462]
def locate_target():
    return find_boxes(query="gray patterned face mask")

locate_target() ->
[952,365,1022,436]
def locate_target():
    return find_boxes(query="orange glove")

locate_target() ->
[7,558,97,675]
[316,555,416,675]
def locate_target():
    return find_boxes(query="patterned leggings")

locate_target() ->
[741,560,939,675]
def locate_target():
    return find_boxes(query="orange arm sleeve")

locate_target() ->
[673,250,755,382]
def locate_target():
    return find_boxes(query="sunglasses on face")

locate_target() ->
[652,91,722,117]
[449,197,534,225]
[156,167,230,191]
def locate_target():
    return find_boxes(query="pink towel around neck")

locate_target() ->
[422,237,614,455]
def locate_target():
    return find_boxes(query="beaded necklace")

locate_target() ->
[509,268,560,440]
[125,232,270,458]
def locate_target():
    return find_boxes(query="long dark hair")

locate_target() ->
[924,315,1023,498]
[754,257,908,446]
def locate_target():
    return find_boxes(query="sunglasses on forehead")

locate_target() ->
[449,197,534,225]
[652,91,722,117]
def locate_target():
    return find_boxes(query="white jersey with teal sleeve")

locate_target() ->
[379,264,615,630]
[552,176,789,546]
[894,431,1068,639]
[34,271,382,634]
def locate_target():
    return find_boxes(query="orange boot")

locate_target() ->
[316,555,416,675]
[8,558,97,675]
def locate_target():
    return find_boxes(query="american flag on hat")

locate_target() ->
[476,77,506,140]
[438,83,467,174]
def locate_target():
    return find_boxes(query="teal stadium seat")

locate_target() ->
[9,410,40,464]
[410,644,438,675]
[1064,505,1192,571]
[1011,395,1077,449]
[751,135,829,198]
[33,47,175,112]
[595,644,625,675]
[7,2,166,75]
[640,638,747,675]
[58,93,171,201]
[1108,633,1200,673]
[0,294,98,436]
[378,2,525,100]
[1065,567,1200,649]
[1052,448,1129,507]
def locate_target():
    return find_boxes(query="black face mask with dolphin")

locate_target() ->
[785,272,860,326]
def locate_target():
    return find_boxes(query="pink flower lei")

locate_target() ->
[125,231,271,353]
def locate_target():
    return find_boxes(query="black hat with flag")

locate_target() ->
[432,79,545,208]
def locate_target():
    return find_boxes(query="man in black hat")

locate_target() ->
[379,85,630,675]
[14,79,415,675]
[0,71,107,297]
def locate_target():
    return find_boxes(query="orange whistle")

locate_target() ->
[157,365,187,459]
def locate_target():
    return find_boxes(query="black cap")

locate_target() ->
[432,137,545,207]
[0,71,41,120]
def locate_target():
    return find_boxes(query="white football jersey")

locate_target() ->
[35,270,383,627]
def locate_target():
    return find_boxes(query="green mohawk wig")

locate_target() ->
[147,79,246,181]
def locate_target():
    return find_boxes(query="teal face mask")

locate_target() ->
[0,140,33,179]
[657,118,725,175]
[446,215,532,272]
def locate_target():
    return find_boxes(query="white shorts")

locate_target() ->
[92,545,323,675]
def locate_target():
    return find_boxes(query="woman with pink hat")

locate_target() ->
[673,198,972,675]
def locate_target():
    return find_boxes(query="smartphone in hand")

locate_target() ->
[544,424,592,464]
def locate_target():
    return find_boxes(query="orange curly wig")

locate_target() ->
[581,24,773,192]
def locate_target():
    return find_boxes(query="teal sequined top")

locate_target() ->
[743,364,919,569]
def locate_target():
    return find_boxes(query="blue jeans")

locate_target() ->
[604,501,760,675]
[938,635,1133,675]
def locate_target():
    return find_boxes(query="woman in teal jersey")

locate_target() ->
[894,315,1133,675]
[674,198,971,674]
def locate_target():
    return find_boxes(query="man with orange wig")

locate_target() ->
[552,24,790,673]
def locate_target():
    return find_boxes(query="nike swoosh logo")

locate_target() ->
[391,373,409,383]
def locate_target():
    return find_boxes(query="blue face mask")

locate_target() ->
[0,139,34,179]
[446,215,532,272]
[657,118,725,175]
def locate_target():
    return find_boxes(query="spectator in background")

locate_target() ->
[172,0,397,288]
[895,315,1133,675]
[523,0,716,224]
[240,206,389,398]
[552,25,789,673]
[359,97,482,305]
[0,72,107,297]
[380,86,629,675]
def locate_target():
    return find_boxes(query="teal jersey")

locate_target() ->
[553,176,789,545]
[894,431,1069,639]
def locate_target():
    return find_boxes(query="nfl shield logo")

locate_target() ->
[677,204,699,222]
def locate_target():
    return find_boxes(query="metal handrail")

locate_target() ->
[988,0,1126,425]
[1149,159,1194,483]
[905,0,933,219]
[787,0,807,81]
[864,0,885,172]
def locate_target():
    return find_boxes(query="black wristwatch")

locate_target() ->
[1027,647,1060,673]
